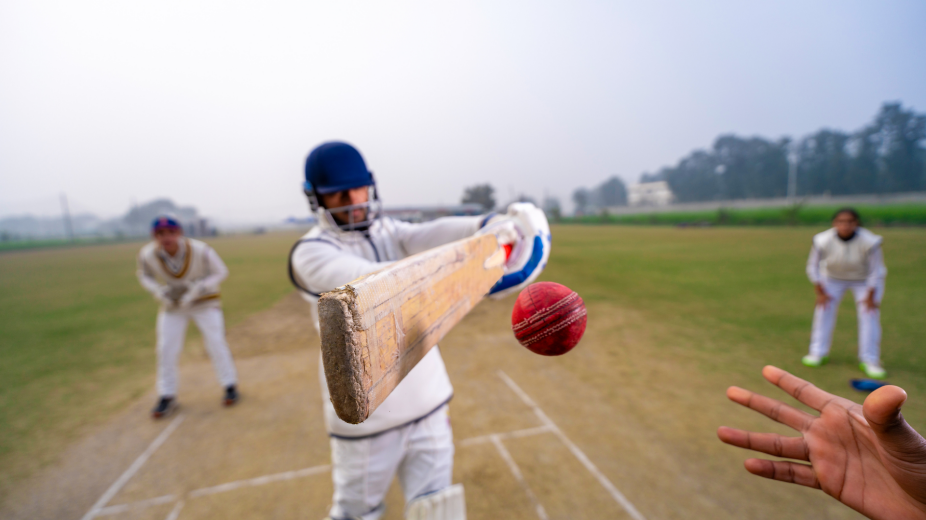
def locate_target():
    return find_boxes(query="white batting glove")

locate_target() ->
[477,202,552,299]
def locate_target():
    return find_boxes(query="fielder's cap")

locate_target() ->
[305,141,373,195]
[151,214,181,231]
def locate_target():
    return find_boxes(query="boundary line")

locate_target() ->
[498,371,647,520]
[490,435,549,520]
[80,414,185,520]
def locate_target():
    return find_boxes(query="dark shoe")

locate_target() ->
[224,385,239,406]
[151,396,176,419]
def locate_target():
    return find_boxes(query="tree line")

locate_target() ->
[571,102,926,213]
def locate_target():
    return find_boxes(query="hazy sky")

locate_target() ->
[1,0,924,222]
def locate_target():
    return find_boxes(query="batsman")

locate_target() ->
[289,142,550,520]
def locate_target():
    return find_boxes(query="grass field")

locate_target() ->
[565,203,926,226]
[1,225,925,517]
[0,232,306,498]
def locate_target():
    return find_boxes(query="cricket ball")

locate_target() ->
[511,282,587,356]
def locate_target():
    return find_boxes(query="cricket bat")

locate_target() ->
[318,234,506,424]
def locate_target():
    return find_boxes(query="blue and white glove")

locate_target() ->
[477,202,551,299]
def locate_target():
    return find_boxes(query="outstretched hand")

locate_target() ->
[718,366,926,520]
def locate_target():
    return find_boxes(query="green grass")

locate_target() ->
[541,225,926,430]
[0,237,135,253]
[564,203,926,226]
[2,225,925,504]
[0,231,306,496]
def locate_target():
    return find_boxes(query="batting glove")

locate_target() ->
[477,203,551,299]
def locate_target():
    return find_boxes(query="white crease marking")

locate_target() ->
[498,370,647,520]
[81,414,185,520]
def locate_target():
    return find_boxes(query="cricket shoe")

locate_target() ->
[801,354,829,367]
[224,385,239,406]
[859,362,886,380]
[151,396,177,419]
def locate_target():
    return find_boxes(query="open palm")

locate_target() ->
[718,365,926,520]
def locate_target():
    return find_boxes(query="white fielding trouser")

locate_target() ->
[808,278,884,364]
[328,405,454,520]
[156,306,238,396]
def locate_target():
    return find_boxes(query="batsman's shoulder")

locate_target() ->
[291,228,343,255]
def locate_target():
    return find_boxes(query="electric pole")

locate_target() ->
[60,193,74,241]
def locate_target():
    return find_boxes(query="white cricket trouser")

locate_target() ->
[156,306,238,396]
[328,405,454,520]
[808,278,884,364]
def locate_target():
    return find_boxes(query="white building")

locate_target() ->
[628,181,675,207]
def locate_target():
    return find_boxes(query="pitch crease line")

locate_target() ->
[459,425,553,447]
[497,371,647,520]
[490,435,549,520]
[164,500,185,520]
[94,495,175,516]
[188,464,331,497]
[80,414,185,520]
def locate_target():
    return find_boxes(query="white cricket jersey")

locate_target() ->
[137,238,228,309]
[806,227,886,287]
[290,213,488,438]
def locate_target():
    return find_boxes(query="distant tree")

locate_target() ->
[572,188,591,216]
[713,135,789,200]
[796,130,851,196]
[461,184,496,211]
[846,127,880,194]
[542,196,562,221]
[872,102,926,193]
[594,176,628,207]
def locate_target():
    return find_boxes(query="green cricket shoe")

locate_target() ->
[860,362,887,380]
[802,355,829,367]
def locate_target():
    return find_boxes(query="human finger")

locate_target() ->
[717,427,809,461]
[726,386,815,431]
[744,459,821,489]
[762,366,838,412]
[864,386,926,463]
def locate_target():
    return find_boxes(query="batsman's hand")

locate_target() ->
[718,366,926,520]
[477,202,551,299]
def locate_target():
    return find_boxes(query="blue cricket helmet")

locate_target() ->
[304,141,374,195]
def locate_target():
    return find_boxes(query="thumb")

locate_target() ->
[863,385,926,461]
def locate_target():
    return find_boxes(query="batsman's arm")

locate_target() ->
[389,215,485,256]
[291,240,392,299]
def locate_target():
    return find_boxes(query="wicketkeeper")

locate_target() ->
[137,215,240,418]
[289,141,549,520]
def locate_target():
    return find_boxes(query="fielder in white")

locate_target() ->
[137,215,240,418]
[802,208,887,379]
[289,142,549,520]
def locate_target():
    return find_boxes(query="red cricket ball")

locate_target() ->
[511,282,587,356]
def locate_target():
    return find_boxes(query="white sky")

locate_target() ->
[1,0,924,221]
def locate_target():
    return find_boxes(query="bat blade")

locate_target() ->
[319,234,505,424]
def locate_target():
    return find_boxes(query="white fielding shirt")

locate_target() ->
[806,227,886,288]
[290,213,487,438]
[137,238,228,310]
